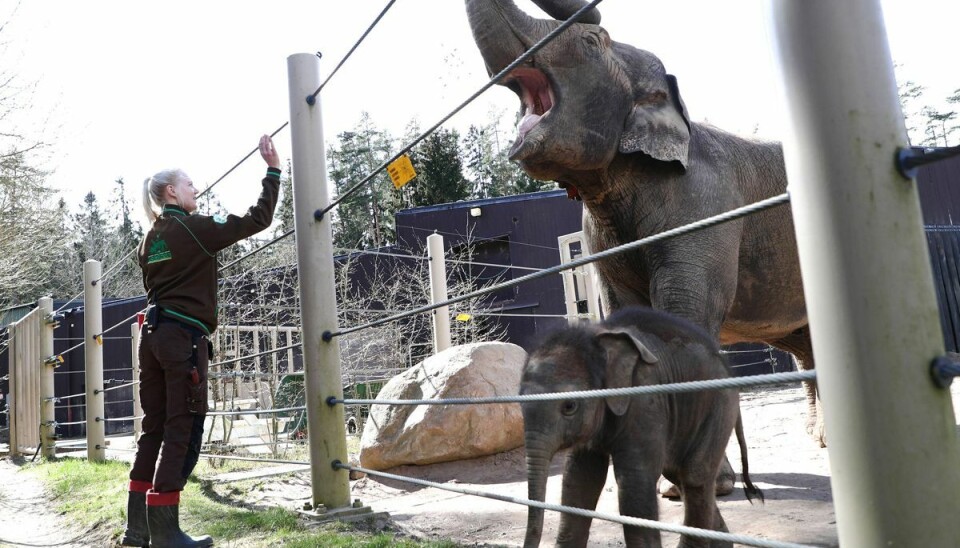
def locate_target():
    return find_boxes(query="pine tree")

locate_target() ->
[407,128,470,207]
[328,113,396,250]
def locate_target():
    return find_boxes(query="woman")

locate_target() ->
[122,135,281,547]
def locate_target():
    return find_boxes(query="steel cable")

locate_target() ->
[332,370,815,407]
[334,462,812,548]
[315,0,605,220]
[327,193,790,339]
[309,0,398,101]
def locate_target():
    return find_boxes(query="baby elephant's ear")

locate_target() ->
[596,329,658,416]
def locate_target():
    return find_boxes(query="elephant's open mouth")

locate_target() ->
[508,68,554,144]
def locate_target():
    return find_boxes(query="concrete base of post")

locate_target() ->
[297,500,389,526]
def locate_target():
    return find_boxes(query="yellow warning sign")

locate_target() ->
[387,154,416,189]
[456,313,472,322]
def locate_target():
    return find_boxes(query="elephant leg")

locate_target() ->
[648,239,740,499]
[677,481,730,548]
[556,449,609,548]
[659,457,733,499]
[612,453,662,548]
[772,328,825,447]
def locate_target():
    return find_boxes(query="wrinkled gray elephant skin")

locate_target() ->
[463,0,824,447]
[520,307,763,548]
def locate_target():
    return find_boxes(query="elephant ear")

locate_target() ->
[596,328,658,416]
[619,74,691,169]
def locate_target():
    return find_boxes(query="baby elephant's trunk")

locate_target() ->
[736,414,765,503]
[523,449,552,547]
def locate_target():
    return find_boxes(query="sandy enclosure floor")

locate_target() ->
[350,384,838,547]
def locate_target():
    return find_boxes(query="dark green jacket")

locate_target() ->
[138,172,281,334]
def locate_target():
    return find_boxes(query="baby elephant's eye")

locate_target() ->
[560,400,579,416]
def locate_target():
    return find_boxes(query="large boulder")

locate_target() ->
[359,342,526,470]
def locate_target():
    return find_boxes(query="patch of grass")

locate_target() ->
[24,457,470,547]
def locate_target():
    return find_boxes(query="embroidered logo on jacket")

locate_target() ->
[147,238,172,264]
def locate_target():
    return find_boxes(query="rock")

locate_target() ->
[359,342,526,470]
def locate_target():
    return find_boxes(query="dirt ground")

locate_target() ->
[347,384,839,547]
[3,382,959,547]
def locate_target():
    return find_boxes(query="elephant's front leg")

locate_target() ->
[611,452,663,547]
[556,449,609,548]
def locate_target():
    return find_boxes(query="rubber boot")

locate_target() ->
[146,490,213,548]
[120,481,151,547]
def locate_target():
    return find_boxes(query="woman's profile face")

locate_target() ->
[167,175,199,213]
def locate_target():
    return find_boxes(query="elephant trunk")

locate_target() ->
[529,0,601,24]
[465,0,542,76]
[523,441,554,548]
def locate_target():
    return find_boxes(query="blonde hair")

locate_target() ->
[142,169,187,222]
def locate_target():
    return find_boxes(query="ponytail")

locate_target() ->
[143,169,187,223]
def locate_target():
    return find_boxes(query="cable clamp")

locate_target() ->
[930,355,960,388]
[896,147,922,180]
[44,355,65,368]
[44,397,60,403]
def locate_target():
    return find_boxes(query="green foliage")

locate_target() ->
[461,117,552,199]
[329,113,399,250]
[407,128,470,207]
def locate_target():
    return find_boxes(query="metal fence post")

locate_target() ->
[39,297,56,459]
[770,1,960,545]
[287,52,350,510]
[427,233,451,353]
[83,260,106,462]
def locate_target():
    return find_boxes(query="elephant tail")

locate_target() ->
[736,413,765,504]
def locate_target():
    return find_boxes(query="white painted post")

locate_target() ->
[131,321,142,440]
[427,233,452,353]
[83,260,106,462]
[39,297,56,459]
[557,234,579,325]
[770,1,960,545]
[287,52,350,510]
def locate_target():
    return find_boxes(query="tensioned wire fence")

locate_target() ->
[12,0,960,545]
[0,1,842,545]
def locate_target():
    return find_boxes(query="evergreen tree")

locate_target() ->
[328,113,396,249]
[275,160,295,238]
[462,115,550,199]
[72,191,110,264]
[407,128,470,207]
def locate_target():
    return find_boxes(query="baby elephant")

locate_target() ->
[520,307,762,548]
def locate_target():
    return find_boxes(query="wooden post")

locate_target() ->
[427,233,452,353]
[287,52,350,510]
[39,297,56,459]
[83,260,106,461]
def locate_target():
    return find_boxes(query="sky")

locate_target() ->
[2,0,957,228]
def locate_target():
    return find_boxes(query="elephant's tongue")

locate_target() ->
[517,113,541,139]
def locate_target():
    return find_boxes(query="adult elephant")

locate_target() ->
[463,0,823,449]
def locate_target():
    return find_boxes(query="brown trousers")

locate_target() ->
[130,320,208,493]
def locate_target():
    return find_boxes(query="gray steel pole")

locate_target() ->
[39,297,56,459]
[287,52,350,509]
[427,233,452,353]
[770,1,960,545]
[83,260,106,462]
